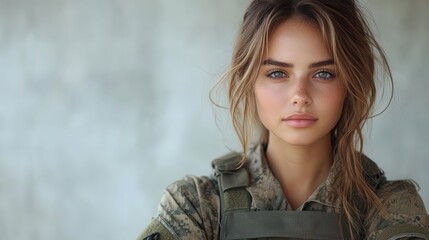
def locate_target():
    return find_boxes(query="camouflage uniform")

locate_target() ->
[138,145,429,239]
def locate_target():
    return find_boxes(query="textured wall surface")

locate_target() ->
[0,1,427,240]
[365,0,429,210]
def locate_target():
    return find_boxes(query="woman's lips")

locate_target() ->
[282,113,318,128]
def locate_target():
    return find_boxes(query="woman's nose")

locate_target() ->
[291,80,312,106]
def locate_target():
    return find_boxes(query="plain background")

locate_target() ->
[0,0,428,239]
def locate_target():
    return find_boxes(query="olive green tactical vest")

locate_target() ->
[212,153,379,240]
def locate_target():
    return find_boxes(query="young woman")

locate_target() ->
[139,0,429,239]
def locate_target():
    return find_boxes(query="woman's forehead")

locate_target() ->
[265,18,332,65]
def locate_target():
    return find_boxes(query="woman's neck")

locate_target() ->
[265,134,333,209]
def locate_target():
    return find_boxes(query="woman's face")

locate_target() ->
[254,18,346,147]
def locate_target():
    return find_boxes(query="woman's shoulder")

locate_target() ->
[164,174,219,198]
[153,174,220,239]
[366,179,429,239]
[160,174,220,216]
[376,180,426,214]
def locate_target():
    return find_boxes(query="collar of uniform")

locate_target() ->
[245,144,287,210]
[299,153,342,212]
[244,144,342,212]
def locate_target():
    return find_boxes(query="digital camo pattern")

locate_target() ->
[141,145,428,239]
[155,175,220,239]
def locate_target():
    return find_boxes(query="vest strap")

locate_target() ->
[213,153,251,240]
[221,211,348,240]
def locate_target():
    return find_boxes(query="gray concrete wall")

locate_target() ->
[0,1,427,239]
[365,0,429,208]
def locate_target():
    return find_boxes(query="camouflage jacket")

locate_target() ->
[139,145,429,239]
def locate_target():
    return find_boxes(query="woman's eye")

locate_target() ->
[267,71,287,79]
[314,71,335,79]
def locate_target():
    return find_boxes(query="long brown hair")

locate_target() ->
[213,0,393,238]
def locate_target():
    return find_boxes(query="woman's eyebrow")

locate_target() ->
[262,59,293,68]
[262,59,335,68]
[309,59,335,68]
